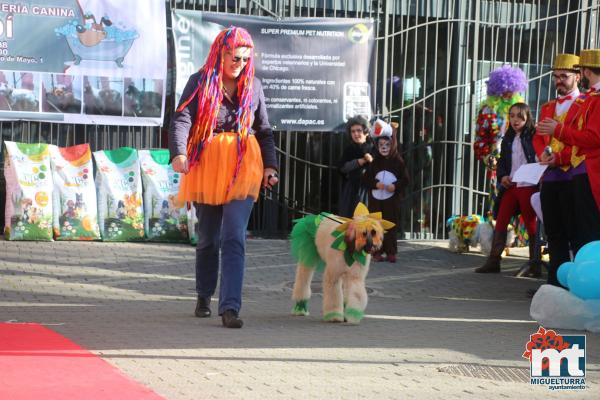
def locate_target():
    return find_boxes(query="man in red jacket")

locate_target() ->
[538,49,600,258]
[531,54,581,285]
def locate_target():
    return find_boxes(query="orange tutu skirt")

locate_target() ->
[178,132,263,205]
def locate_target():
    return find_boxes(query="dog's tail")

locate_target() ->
[290,214,325,272]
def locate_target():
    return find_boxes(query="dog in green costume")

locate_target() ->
[290,203,394,324]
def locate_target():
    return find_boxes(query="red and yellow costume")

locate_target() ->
[533,98,584,168]
[553,90,600,210]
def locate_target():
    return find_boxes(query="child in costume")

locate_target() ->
[476,103,540,274]
[362,119,409,263]
[473,65,530,247]
[338,115,374,217]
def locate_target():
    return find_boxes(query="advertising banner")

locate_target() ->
[172,11,374,132]
[0,0,167,126]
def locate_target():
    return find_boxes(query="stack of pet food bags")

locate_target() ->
[4,142,191,243]
[139,149,188,242]
[3,141,101,241]
[94,147,189,242]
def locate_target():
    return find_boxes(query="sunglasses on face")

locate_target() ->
[226,53,250,64]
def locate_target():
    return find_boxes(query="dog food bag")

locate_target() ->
[49,144,100,240]
[93,147,144,241]
[139,149,188,242]
[3,141,53,240]
[188,203,198,245]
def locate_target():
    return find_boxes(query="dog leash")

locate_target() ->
[260,187,344,225]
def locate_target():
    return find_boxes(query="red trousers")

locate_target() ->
[495,186,538,236]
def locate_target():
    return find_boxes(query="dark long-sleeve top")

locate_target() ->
[169,72,278,170]
[337,141,373,217]
[496,126,537,185]
[492,126,537,217]
[338,142,373,178]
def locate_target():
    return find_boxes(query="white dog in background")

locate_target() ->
[473,221,516,256]
[447,215,515,256]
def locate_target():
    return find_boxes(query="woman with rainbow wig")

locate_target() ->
[169,27,278,328]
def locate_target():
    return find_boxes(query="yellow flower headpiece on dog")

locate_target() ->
[334,202,395,233]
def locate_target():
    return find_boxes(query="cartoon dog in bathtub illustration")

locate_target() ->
[55,11,139,67]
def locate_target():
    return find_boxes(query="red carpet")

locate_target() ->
[0,323,164,399]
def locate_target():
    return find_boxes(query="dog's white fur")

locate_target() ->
[447,229,467,253]
[475,222,515,256]
[291,217,383,324]
[449,220,515,256]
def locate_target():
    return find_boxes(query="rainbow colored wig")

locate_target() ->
[486,65,528,96]
[177,26,255,172]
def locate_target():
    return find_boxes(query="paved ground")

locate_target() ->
[1,238,598,399]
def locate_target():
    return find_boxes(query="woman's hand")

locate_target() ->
[500,176,513,188]
[263,167,279,189]
[375,182,385,190]
[385,183,395,193]
[537,118,558,135]
[172,155,189,174]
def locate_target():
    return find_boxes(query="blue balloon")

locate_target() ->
[575,240,600,263]
[557,261,574,288]
[568,260,600,300]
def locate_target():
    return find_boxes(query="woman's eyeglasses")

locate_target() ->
[227,53,250,64]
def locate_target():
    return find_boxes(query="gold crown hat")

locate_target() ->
[552,53,580,70]
[575,49,600,68]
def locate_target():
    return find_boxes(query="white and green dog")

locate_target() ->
[290,203,394,324]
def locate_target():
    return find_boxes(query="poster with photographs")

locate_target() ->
[0,0,166,126]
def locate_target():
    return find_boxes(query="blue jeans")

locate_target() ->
[194,197,254,315]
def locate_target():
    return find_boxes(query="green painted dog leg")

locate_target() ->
[292,299,309,316]
[344,307,365,324]
[323,311,344,322]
